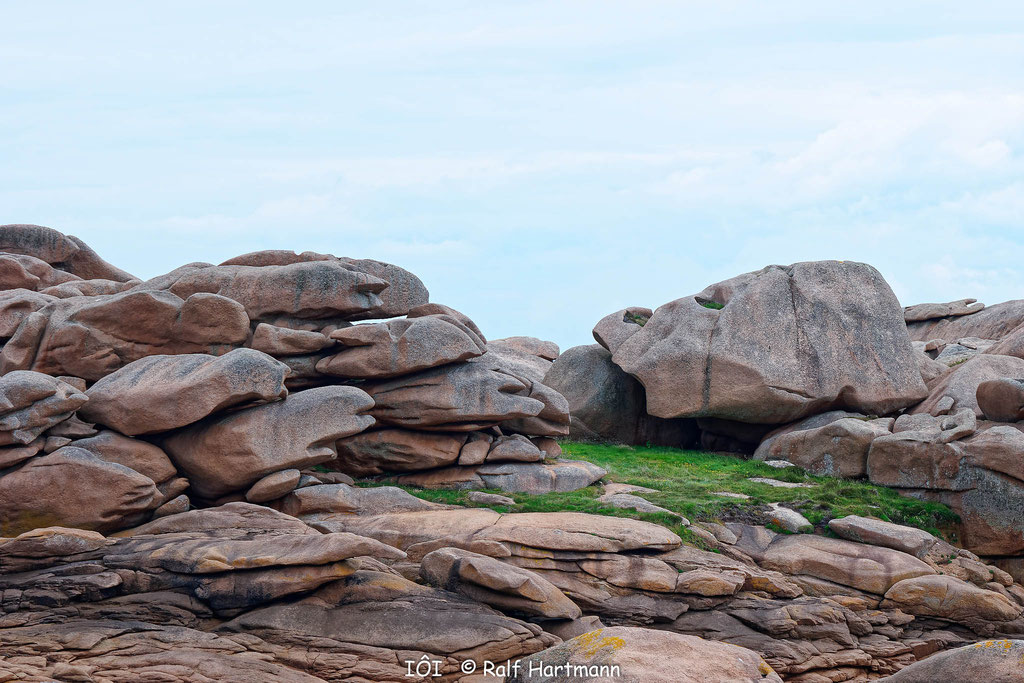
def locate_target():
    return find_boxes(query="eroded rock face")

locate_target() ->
[0,224,136,282]
[80,349,290,435]
[0,289,251,380]
[912,355,1024,418]
[886,639,1024,682]
[162,386,374,500]
[908,299,1024,343]
[420,546,582,619]
[395,459,607,494]
[611,261,927,423]
[0,370,87,447]
[316,314,487,379]
[510,627,783,683]
[361,360,544,431]
[140,261,389,322]
[0,446,158,535]
[754,412,893,477]
[905,298,986,323]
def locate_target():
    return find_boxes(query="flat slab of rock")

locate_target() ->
[162,385,374,500]
[758,534,934,595]
[468,491,516,506]
[904,298,985,322]
[275,483,447,518]
[315,508,682,556]
[828,515,937,558]
[597,491,686,521]
[882,574,1022,623]
[396,459,606,494]
[80,349,289,435]
[747,477,815,488]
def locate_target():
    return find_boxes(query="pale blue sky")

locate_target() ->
[3,2,1022,349]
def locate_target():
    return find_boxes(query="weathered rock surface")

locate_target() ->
[908,299,1024,343]
[362,360,544,431]
[0,370,87,448]
[509,627,783,682]
[420,546,582,619]
[396,459,606,494]
[886,639,1024,682]
[754,411,893,477]
[0,224,136,282]
[0,289,251,380]
[489,336,560,361]
[828,516,937,559]
[141,260,389,322]
[80,349,289,434]
[0,446,157,535]
[316,314,487,378]
[162,386,374,500]
[544,344,697,447]
[904,298,986,322]
[610,261,927,423]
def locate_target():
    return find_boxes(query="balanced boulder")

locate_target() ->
[977,378,1024,422]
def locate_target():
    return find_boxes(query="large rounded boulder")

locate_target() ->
[609,261,928,423]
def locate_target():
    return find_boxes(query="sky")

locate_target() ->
[2,2,1023,350]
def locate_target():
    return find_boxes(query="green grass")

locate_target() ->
[371,442,960,544]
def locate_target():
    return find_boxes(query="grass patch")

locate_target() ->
[368,442,960,543]
[623,312,649,326]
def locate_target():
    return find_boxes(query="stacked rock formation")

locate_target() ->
[0,224,604,540]
[4,230,1024,681]
[548,262,1024,582]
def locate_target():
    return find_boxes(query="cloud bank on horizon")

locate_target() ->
[2,1,1022,349]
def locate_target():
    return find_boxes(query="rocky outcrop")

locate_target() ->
[607,261,927,423]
